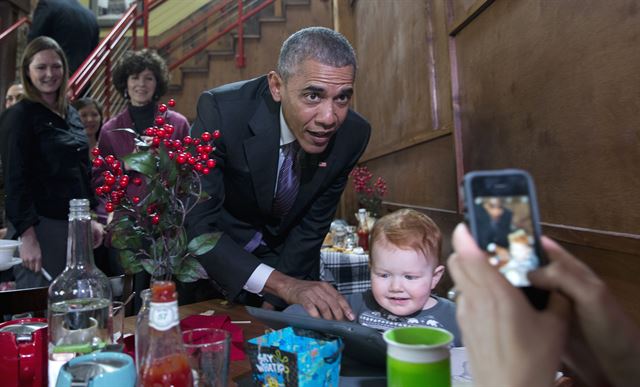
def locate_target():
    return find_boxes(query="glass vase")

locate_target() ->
[47,199,113,386]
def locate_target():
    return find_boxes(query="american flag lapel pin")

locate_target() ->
[318,161,327,168]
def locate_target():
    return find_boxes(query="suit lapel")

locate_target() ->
[245,98,280,215]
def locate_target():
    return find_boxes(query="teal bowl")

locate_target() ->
[56,352,136,387]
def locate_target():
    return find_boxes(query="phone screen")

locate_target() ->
[472,195,540,287]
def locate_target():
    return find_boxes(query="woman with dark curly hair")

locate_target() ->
[93,49,189,224]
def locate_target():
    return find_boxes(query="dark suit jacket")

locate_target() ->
[28,0,99,74]
[186,76,371,301]
[474,204,513,250]
[0,100,94,236]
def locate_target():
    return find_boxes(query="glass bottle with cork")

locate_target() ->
[356,208,370,252]
[139,280,192,386]
[47,199,113,386]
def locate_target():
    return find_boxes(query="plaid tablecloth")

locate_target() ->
[320,249,370,295]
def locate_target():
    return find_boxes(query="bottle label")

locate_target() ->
[148,301,179,331]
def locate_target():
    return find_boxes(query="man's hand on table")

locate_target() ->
[264,270,355,321]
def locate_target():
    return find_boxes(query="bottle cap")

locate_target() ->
[69,198,91,220]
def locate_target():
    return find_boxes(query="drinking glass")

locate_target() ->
[182,328,230,387]
[344,225,357,250]
[383,326,453,387]
[135,289,151,371]
[332,225,347,248]
[112,301,125,343]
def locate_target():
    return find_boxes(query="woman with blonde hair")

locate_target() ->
[0,36,103,287]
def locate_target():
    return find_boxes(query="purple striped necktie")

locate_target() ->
[272,141,300,217]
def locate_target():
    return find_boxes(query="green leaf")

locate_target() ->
[187,232,221,256]
[168,228,187,256]
[141,259,159,277]
[198,190,210,202]
[147,182,170,210]
[111,230,143,251]
[158,144,178,185]
[122,151,156,177]
[175,256,209,283]
[118,250,143,274]
[151,238,166,261]
[109,215,133,232]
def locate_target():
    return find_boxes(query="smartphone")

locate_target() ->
[462,169,549,309]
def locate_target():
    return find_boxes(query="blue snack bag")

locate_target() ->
[246,327,342,386]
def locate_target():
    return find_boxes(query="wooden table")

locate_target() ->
[124,299,268,385]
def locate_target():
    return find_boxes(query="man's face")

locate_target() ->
[484,199,504,221]
[5,84,24,108]
[268,60,354,154]
[370,239,444,316]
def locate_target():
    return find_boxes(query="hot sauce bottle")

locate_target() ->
[139,281,192,387]
[356,208,370,252]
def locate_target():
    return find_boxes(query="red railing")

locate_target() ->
[165,0,274,71]
[1,0,275,119]
[67,0,165,116]
[0,16,30,42]
[67,4,138,117]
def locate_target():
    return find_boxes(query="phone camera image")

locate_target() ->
[473,195,539,287]
[464,169,548,309]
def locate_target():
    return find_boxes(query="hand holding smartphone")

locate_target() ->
[462,169,549,309]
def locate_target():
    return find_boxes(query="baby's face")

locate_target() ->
[370,241,442,316]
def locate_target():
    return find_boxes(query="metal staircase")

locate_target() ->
[0,0,319,120]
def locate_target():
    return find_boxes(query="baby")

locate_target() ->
[287,209,461,347]
[345,209,461,346]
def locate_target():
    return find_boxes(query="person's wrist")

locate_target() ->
[19,226,37,240]
[264,270,294,301]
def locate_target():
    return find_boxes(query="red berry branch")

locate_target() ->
[349,166,388,217]
[92,99,221,282]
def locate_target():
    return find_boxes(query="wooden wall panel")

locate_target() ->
[336,0,457,224]
[451,0,640,236]
[448,0,640,322]
[366,135,459,212]
[561,242,640,325]
[352,0,453,161]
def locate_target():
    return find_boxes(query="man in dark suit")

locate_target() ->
[187,27,371,320]
[475,197,513,251]
[28,0,99,75]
